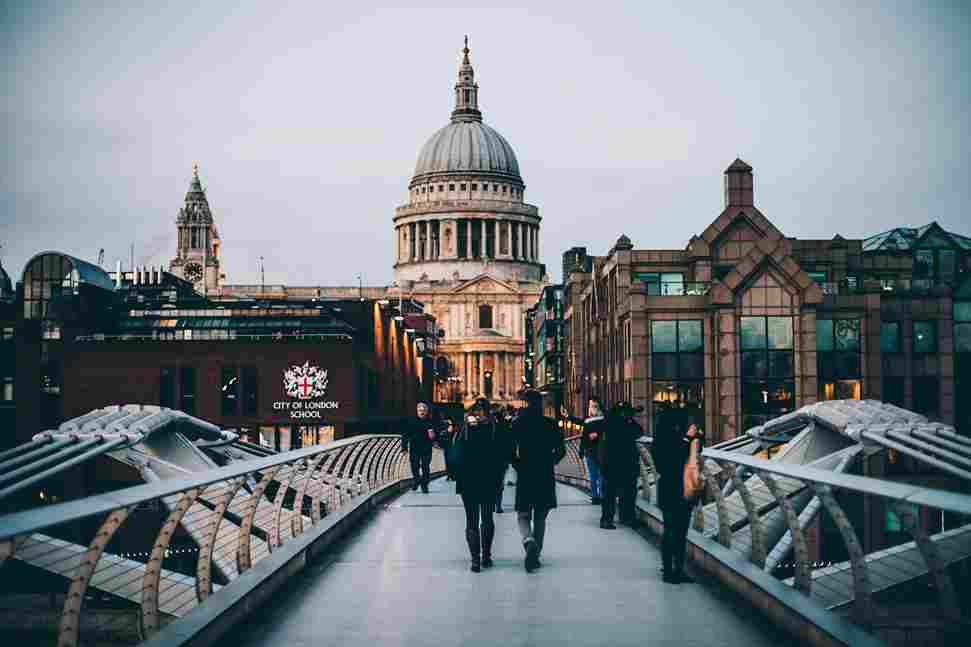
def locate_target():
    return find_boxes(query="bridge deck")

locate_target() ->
[218,478,787,647]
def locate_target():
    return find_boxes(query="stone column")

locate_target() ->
[480,220,486,259]
[478,352,485,397]
[534,224,539,260]
[466,220,472,259]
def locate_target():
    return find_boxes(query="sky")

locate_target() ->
[2,1,970,286]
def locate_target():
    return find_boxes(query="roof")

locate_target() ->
[413,120,521,183]
[862,222,971,252]
[22,251,116,292]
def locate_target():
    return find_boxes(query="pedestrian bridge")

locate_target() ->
[1,401,969,647]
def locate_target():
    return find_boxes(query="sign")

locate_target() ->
[273,362,340,420]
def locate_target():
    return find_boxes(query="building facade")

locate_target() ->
[168,164,223,295]
[6,251,432,449]
[525,285,565,419]
[564,159,971,442]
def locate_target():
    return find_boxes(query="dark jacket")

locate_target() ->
[651,410,702,507]
[400,416,438,456]
[511,410,567,512]
[454,417,507,501]
[598,415,642,480]
[580,416,607,463]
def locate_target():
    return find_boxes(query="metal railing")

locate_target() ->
[0,435,442,647]
[554,434,971,644]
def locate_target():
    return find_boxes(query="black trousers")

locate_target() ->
[495,463,508,509]
[409,451,431,490]
[601,475,637,523]
[661,499,693,574]
[461,495,495,533]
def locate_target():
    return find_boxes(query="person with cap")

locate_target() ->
[399,401,438,493]
[598,400,644,529]
[580,396,606,504]
[510,389,566,572]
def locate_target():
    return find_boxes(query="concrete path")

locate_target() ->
[218,477,787,647]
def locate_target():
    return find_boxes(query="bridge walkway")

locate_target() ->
[217,478,788,647]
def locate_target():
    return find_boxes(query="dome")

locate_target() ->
[413,120,521,184]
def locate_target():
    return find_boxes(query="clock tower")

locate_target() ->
[169,164,222,293]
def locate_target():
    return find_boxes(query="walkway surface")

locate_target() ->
[218,477,788,647]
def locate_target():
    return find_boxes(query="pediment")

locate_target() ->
[709,235,822,306]
[688,206,786,258]
[451,274,518,295]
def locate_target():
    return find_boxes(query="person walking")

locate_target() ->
[454,398,506,572]
[400,401,438,493]
[598,401,643,529]
[510,390,566,573]
[651,410,704,583]
[580,397,606,504]
[493,405,512,513]
[439,418,456,481]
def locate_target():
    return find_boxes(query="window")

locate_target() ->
[460,183,466,191]
[160,367,175,408]
[1,327,13,340]
[449,183,455,191]
[913,321,937,353]
[511,224,519,258]
[471,220,482,258]
[883,376,905,407]
[954,303,971,353]
[817,319,861,394]
[485,220,496,258]
[651,320,704,425]
[42,321,61,340]
[221,366,238,416]
[180,367,196,415]
[41,362,61,395]
[438,184,443,192]
[713,265,732,281]
[634,272,685,296]
[457,220,468,259]
[493,184,498,192]
[479,304,493,329]
[1,376,13,402]
[912,377,939,418]
[502,185,507,193]
[741,316,795,429]
[880,322,900,353]
[471,184,477,191]
[807,271,827,284]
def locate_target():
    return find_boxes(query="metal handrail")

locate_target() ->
[0,435,391,541]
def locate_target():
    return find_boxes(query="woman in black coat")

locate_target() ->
[510,390,566,572]
[651,409,703,583]
[454,398,507,572]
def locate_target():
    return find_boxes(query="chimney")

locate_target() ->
[724,158,754,208]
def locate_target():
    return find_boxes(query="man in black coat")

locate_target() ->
[651,408,703,583]
[598,401,643,529]
[400,401,438,493]
[511,390,566,572]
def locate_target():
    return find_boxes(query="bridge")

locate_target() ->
[0,401,969,646]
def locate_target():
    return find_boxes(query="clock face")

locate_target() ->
[184,262,204,283]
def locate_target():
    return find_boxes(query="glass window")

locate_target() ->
[180,367,196,415]
[939,250,957,283]
[912,377,939,417]
[955,302,971,322]
[634,272,661,296]
[883,377,905,407]
[651,321,677,353]
[243,366,259,416]
[833,319,860,351]
[678,320,702,352]
[880,322,900,353]
[1,376,13,402]
[661,273,685,296]
[914,250,936,278]
[740,317,767,350]
[767,317,794,349]
[817,319,834,352]
[913,321,937,353]
[808,271,827,284]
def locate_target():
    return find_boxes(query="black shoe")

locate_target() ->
[495,506,504,514]
[412,484,419,491]
[471,562,481,573]
[524,539,539,572]
[674,572,695,584]
[421,486,429,493]
[599,520,616,530]
[482,556,494,568]
[662,572,678,584]
[591,497,601,504]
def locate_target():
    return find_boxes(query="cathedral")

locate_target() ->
[169,40,547,406]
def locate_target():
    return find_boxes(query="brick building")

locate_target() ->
[563,159,971,442]
[6,251,435,450]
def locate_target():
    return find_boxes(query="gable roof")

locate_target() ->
[450,274,519,295]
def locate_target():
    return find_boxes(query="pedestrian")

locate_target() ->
[454,398,506,572]
[598,401,643,529]
[510,389,566,573]
[580,396,606,504]
[440,418,456,481]
[400,401,438,493]
[493,405,512,513]
[651,410,704,584]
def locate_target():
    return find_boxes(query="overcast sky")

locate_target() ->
[3,1,969,286]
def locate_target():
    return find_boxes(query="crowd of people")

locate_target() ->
[399,392,703,583]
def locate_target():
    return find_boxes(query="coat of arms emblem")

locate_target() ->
[284,362,328,400]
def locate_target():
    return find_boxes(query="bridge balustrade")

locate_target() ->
[0,435,443,647]
[555,434,971,645]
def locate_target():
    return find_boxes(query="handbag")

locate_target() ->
[682,438,706,501]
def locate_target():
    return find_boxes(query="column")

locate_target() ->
[533,225,539,260]
[480,220,486,259]
[463,353,470,398]
[478,352,485,397]
[466,221,472,259]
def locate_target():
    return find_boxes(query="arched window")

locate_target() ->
[478,304,493,329]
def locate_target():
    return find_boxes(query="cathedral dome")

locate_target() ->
[413,121,520,184]
[410,38,522,187]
